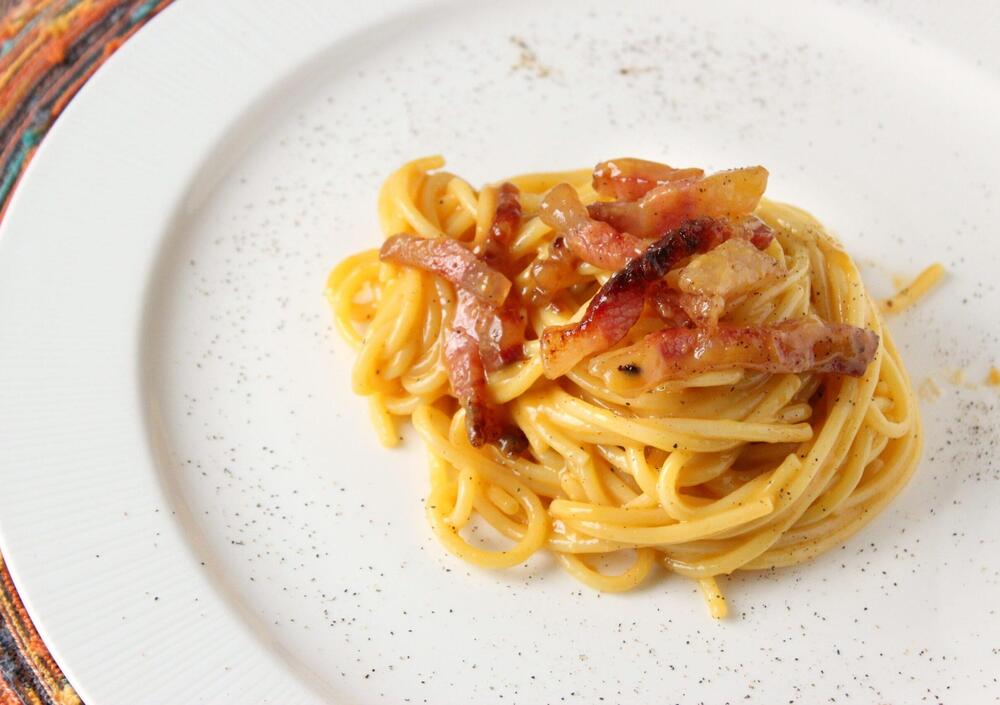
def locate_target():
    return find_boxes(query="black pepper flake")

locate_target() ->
[617,363,641,375]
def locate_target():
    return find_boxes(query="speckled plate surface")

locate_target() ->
[1,1,999,703]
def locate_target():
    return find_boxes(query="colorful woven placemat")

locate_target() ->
[0,2,173,702]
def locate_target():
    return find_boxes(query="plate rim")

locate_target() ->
[0,1,431,703]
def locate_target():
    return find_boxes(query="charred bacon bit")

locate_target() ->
[540,217,767,378]
[452,289,526,372]
[647,281,694,328]
[590,319,880,395]
[540,285,646,380]
[444,327,528,454]
[593,158,704,200]
[475,182,522,271]
[588,166,769,239]
[539,183,647,271]
[380,234,511,307]
[675,237,785,327]
[744,216,775,250]
[523,236,586,306]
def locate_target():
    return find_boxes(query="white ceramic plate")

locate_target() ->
[1,1,999,703]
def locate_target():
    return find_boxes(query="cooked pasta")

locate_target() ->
[882,263,945,314]
[325,156,922,617]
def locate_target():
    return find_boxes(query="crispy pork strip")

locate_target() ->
[590,319,879,395]
[592,158,704,200]
[381,234,511,307]
[588,166,769,239]
[540,217,773,378]
[444,327,528,454]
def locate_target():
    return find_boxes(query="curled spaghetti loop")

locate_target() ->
[326,158,922,617]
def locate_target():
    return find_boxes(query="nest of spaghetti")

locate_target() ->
[327,156,921,617]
